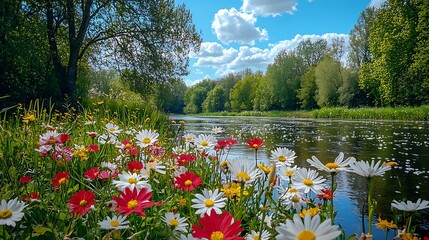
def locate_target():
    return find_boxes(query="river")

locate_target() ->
[171,115,429,239]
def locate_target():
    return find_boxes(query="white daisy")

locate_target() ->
[278,185,306,211]
[112,171,151,191]
[101,162,118,171]
[105,123,122,136]
[292,168,326,195]
[229,158,261,186]
[161,212,188,232]
[270,147,297,167]
[276,213,341,240]
[183,133,196,144]
[391,198,429,212]
[307,152,356,173]
[0,198,27,227]
[212,126,224,134]
[38,130,61,146]
[277,165,299,182]
[193,134,217,152]
[98,133,118,145]
[349,160,391,177]
[135,129,159,148]
[143,160,166,175]
[246,230,270,240]
[98,215,129,229]
[191,188,227,217]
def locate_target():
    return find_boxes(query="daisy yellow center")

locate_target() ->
[59,177,67,184]
[125,143,132,148]
[210,231,225,240]
[184,180,193,186]
[253,236,260,240]
[79,199,87,206]
[127,199,138,209]
[128,177,137,184]
[201,141,209,147]
[297,230,316,240]
[142,138,151,144]
[168,219,179,227]
[252,143,259,148]
[109,128,116,132]
[303,179,313,186]
[49,138,57,144]
[204,199,215,207]
[285,170,294,176]
[148,162,155,167]
[236,172,250,181]
[325,162,340,169]
[0,209,12,219]
[289,188,297,193]
[278,155,287,162]
[110,220,120,227]
[292,196,300,203]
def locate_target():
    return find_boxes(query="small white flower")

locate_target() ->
[193,134,217,152]
[349,160,391,177]
[275,213,341,240]
[105,123,122,136]
[270,147,297,167]
[212,126,224,134]
[278,185,306,211]
[143,160,166,175]
[135,129,159,148]
[307,152,356,173]
[98,215,129,229]
[292,168,326,195]
[0,198,27,227]
[191,188,227,217]
[246,230,270,240]
[229,158,261,186]
[183,133,196,143]
[161,212,188,232]
[391,198,429,212]
[112,171,151,191]
[277,165,299,182]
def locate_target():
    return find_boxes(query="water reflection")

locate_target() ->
[172,116,429,238]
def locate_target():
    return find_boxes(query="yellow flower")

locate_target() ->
[299,207,320,218]
[22,114,36,124]
[257,163,272,174]
[399,233,420,240]
[376,217,397,231]
[385,161,398,167]
[178,197,186,208]
[221,183,248,200]
[97,101,104,105]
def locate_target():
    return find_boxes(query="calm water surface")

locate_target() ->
[171,115,429,239]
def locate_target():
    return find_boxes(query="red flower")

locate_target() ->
[317,189,332,201]
[174,171,202,192]
[192,209,244,240]
[226,138,237,146]
[22,192,40,202]
[51,171,70,188]
[84,167,99,180]
[60,133,71,143]
[177,153,196,166]
[87,144,99,153]
[246,138,264,150]
[20,175,32,184]
[214,140,228,151]
[68,190,95,216]
[122,140,139,156]
[127,160,144,173]
[113,187,154,216]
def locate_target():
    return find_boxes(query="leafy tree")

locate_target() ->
[229,73,261,112]
[409,0,429,104]
[218,69,253,110]
[40,0,201,102]
[348,7,377,70]
[202,85,226,112]
[315,56,343,107]
[253,76,273,111]
[298,68,318,110]
[152,79,187,113]
[265,50,305,110]
[183,80,216,114]
[360,0,418,106]
[296,39,328,68]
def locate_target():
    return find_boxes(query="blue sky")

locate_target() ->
[175,0,386,85]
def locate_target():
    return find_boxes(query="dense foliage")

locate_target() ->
[183,0,429,113]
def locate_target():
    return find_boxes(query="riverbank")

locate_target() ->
[195,106,429,121]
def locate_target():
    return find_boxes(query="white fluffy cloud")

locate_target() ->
[369,0,386,8]
[211,8,268,45]
[241,0,297,17]
[191,33,349,79]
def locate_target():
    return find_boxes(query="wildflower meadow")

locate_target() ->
[0,101,428,240]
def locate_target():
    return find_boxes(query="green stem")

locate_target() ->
[406,214,413,233]
[367,177,373,235]
[254,149,258,167]
[330,172,336,224]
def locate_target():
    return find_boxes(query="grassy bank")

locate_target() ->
[196,105,429,121]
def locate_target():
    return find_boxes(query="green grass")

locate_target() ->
[195,106,429,121]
